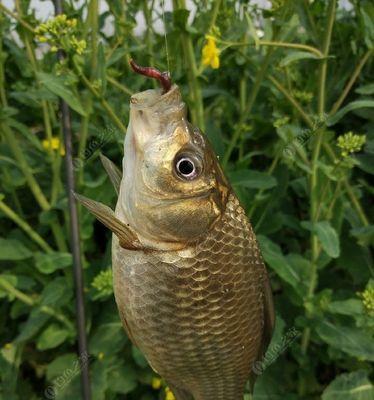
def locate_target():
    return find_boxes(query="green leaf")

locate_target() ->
[37,72,87,116]
[328,299,364,317]
[360,4,374,49]
[355,83,374,95]
[322,370,374,400]
[132,346,148,368]
[315,221,340,258]
[258,235,300,288]
[106,47,127,67]
[355,154,374,175]
[97,43,107,94]
[107,362,137,394]
[245,11,260,49]
[327,100,374,126]
[286,254,312,299]
[173,9,190,31]
[91,360,108,400]
[34,252,72,274]
[0,341,23,398]
[40,277,72,306]
[279,51,319,67]
[315,320,374,361]
[15,309,49,343]
[337,237,372,285]
[228,170,277,190]
[89,322,126,356]
[37,323,69,350]
[0,238,32,260]
[0,274,18,300]
[350,225,374,247]
[46,353,77,381]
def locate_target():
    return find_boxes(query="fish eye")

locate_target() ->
[174,154,202,180]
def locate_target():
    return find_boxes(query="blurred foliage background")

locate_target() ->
[0,0,373,399]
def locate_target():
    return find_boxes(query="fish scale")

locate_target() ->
[113,193,268,400]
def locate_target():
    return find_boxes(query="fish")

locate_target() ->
[76,60,274,400]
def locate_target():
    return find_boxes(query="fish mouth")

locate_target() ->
[130,84,185,115]
[128,84,187,152]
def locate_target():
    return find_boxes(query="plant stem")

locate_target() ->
[77,113,90,187]
[1,123,67,252]
[222,49,275,168]
[317,0,336,116]
[265,75,370,228]
[107,76,133,96]
[12,3,67,252]
[301,0,337,370]
[74,60,127,133]
[0,34,7,106]
[88,0,99,76]
[314,161,341,222]
[219,39,323,58]
[0,3,35,33]
[268,75,314,128]
[329,49,373,115]
[238,75,247,160]
[2,124,50,210]
[303,0,318,43]
[143,0,155,70]
[326,180,341,219]
[343,180,369,226]
[259,40,323,58]
[208,0,222,32]
[0,277,74,331]
[0,199,53,253]
[248,152,280,219]
[263,74,313,166]
[173,0,205,130]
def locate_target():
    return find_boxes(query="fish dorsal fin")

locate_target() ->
[99,153,122,195]
[74,193,140,250]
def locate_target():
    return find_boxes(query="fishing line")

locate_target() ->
[161,0,171,74]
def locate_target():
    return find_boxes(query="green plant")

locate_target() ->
[0,1,373,399]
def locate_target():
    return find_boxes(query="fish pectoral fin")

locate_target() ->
[74,192,140,250]
[99,153,122,195]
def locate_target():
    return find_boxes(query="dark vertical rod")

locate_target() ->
[53,1,91,399]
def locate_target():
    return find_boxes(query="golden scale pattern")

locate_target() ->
[113,193,267,400]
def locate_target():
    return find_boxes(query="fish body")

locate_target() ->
[113,194,271,400]
[77,80,274,400]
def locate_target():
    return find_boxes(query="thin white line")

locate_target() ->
[161,0,170,73]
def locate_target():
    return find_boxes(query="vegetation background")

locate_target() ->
[0,0,373,399]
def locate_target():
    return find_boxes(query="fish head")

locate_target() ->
[118,85,229,249]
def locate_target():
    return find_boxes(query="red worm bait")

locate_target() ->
[129,59,172,94]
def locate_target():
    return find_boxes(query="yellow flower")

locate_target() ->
[359,286,374,314]
[165,387,176,400]
[202,36,220,69]
[92,269,113,296]
[36,35,48,43]
[35,15,85,55]
[71,36,87,55]
[42,137,65,156]
[337,131,366,158]
[151,377,162,390]
[67,18,77,28]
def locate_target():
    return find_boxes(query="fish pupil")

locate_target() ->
[177,158,195,177]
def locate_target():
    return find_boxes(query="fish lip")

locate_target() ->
[130,84,183,111]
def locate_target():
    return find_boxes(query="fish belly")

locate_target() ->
[112,194,266,400]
